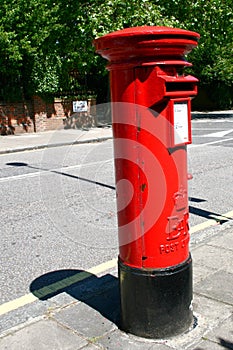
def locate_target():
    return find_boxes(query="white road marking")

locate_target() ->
[0,160,113,183]
[190,210,233,234]
[0,258,118,316]
[203,129,233,138]
[0,170,48,182]
[190,137,233,148]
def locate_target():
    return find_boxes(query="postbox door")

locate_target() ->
[133,66,191,268]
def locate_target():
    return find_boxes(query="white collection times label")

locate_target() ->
[173,102,189,145]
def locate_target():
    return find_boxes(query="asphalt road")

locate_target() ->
[188,118,233,226]
[0,117,233,332]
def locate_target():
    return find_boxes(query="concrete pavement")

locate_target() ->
[0,123,233,349]
[0,126,113,155]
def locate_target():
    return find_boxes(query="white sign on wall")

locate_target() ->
[73,101,88,113]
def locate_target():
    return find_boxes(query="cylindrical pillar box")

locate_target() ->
[94,26,199,339]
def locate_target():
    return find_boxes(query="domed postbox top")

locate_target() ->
[94,26,200,65]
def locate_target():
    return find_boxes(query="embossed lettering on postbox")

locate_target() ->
[174,187,187,211]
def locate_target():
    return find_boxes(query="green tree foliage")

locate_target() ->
[157,0,233,108]
[0,0,232,107]
[0,0,63,99]
[68,0,179,100]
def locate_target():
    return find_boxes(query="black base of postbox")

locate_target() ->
[118,255,193,339]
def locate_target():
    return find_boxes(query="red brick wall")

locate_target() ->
[0,96,97,135]
[0,102,34,135]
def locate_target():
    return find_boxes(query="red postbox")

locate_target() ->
[94,26,199,338]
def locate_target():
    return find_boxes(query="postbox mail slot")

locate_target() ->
[166,82,195,92]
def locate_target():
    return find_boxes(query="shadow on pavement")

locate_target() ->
[219,337,233,349]
[189,206,232,224]
[30,269,120,326]
[6,162,115,190]
[188,197,206,203]
[196,338,233,350]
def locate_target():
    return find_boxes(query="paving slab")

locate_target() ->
[53,275,120,338]
[204,315,233,347]
[0,299,50,335]
[97,329,171,350]
[192,262,217,285]
[0,318,88,350]
[53,301,117,339]
[81,344,103,350]
[191,244,233,271]
[195,270,233,305]
[211,227,233,246]
[193,340,231,349]
[192,295,232,330]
